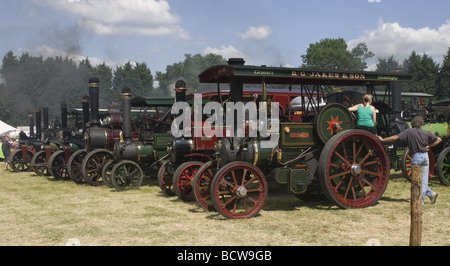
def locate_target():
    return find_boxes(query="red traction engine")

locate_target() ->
[157,84,219,200]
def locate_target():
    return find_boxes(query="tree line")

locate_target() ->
[1,37,449,127]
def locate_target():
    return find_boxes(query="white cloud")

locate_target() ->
[368,0,382,3]
[203,45,247,61]
[33,0,190,39]
[236,25,272,40]
[348,18,450,64]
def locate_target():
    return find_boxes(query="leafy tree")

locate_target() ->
[155,53,227,96]
[402,51,439,95]
[113,61,154,99]
[375,55,402,72]
[301,38,374,71]
[436,47,450,99]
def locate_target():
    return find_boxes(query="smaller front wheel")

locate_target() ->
[157,161,175,196]
[67,150,87,183]
[48,150,70,180]
[31,150,50,176]
[110,160,144,191]
[193,161,216,211]
[9,149,33,172]
[211,161,267,219]
[172,161,203,201]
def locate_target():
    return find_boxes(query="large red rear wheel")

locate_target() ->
[211,161,267,219]
[318,129,389,209]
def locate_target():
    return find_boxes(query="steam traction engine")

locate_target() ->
[47,102,86,180]
[158,86,301,202]
[78,77,122,186]
[8,110,43,172]
[105,88,173,191]
[191,59,412,219]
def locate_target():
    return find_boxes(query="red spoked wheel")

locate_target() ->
[193,161,216,211]
[211,161,267,219]
[81,149,113,186]
[401,147,435,182]
[318,129,389,209]
[157,161,175,196]
[67,150,87,183]
[172,161,203,201]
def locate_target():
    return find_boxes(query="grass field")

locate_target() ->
[0,165,448,246]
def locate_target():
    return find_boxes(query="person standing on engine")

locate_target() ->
[348,94,377,135]
[378,116,442,204]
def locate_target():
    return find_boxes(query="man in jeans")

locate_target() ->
[378,116,442,204]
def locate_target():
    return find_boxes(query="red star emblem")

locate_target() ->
[326,115,342,134]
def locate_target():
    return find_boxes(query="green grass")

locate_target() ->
[0,167,449,246]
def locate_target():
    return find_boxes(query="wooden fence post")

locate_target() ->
[410,165,423,246]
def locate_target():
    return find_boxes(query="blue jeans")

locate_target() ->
[411,152,434,203]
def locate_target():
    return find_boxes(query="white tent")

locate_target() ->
[0,120,17,136]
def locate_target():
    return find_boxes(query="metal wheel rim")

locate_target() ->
[111,160,143,191]
[437,147,450,186]
[49,151,69,180]
[10,150,33,172]
[211,162,267,219]
[319,130,389,209]
[67,150,87,183]
[157,161,175,196]
[31,150,49,176]
[193,161,215,211]
[173,161,203,201]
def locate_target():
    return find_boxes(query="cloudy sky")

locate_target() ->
[1,0,450,74]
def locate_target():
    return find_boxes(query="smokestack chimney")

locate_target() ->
[43,107,49,130]
[28,113,34,137]
[174,80,187,103]
[121,88,132,140]
[60,102,68,129]
[390,70,403,123]
[35,109,41,140]
[228,58,245,66]
[89,77,100,127]
[82,95,90,133]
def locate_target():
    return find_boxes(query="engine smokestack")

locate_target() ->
[28,113,34,137]
[35,109,41,140]
[174,80,187,103]
[61,102,68,129]
[43,107,49,130]
[121,88,132,140]
[89,77,100,127]
[82,95,90,133]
